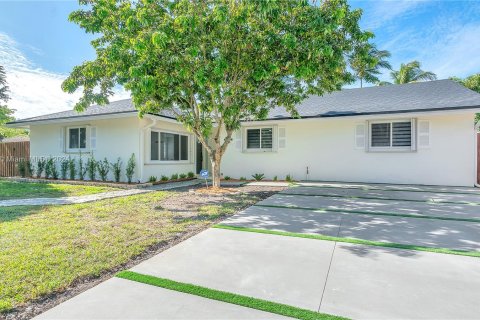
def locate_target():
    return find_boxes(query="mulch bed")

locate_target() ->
[3,184,286,320]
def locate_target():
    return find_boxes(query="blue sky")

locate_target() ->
[0,0,479,118]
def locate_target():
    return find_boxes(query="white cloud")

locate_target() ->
[359,0,429,30]
[0,32,130,120]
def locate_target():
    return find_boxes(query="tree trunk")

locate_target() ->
[211,151,222,188]
[360,78,363,88]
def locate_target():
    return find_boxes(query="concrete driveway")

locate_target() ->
[37,182,480,320]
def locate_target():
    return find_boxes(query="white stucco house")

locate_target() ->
[8,79,480,186]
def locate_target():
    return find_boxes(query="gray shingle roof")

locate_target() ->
[8,98,176,125]
[8,80,480,126]
[268,79,480,119]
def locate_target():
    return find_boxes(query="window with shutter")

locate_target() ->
[66,126,88,152]
[246,127,273,151]
[369,120,414,151]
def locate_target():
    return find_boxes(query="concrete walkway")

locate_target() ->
[0,179,201,207]
[35,182,480,319]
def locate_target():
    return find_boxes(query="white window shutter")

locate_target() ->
[410,118,417,151]
[59,127,65,152]
[418,120,430,148]
[234,129,242,149]
[355,123,366,149]
[278,127,286,149]
[90,127,97,150]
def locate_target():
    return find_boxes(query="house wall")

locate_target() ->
[221,112,476,186]
[140,117,196,181]
[30,116,142,182]
[29,115,197,183]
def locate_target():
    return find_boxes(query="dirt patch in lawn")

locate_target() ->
[3,184,285,320]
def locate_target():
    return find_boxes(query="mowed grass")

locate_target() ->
[0,191,247,313]
[0,180,119,200]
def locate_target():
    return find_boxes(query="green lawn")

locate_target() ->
[0,180,119,200]
[0,190,260,313]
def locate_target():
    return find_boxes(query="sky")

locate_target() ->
[0,0,479,119]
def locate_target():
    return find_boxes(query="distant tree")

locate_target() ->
[451,73,480,123]
[379,60,436,85]
[450,74,480,94]
[62,0,372,187]
[0,66,28,140]
[0,65,9,103]
[349,43,391,88]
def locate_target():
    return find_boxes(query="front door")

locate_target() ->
[196,141,203,174]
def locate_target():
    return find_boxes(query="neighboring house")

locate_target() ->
[7,79,480,186]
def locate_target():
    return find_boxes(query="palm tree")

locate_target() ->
[349,44,391,88]
[380,60,436,85]
[0,65,9,103]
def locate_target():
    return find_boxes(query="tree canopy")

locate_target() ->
[379,60,436,85]
[63,0,372,186]
[451,73,480,123]
[450,73,480,94]
[349,43,391,88]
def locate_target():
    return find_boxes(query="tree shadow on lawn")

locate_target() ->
[0,205,45,223]
[0,180,72,201]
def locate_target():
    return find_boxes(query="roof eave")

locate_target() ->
[263,105,480,122]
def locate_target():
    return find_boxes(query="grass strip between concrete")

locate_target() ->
[280,192,480,206]
[292,184,480,196]
[213,225,480,258]
[255,204,480,223]
[116,271,348,320]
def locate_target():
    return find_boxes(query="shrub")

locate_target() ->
[187,171,195,178]
[60,158,69,180]
[45,157,58,179]
[126,153,136,184]
[51,161,59,180]
[111,158,122,183]
[78,156,87,180]
[286,174,293,182]
[18,160,27,178]
[148,176,157,183]
[86,157,97,181]
[252,173,265,181]
[68,157,76,180]
[44,157,53,179]
[97,158,110,181]
[179,173,187,179]
[36,158,46,178]
[273,175,278,181]
[240,176,246,181]
[161,175,168,181]
[26,160,33,177]
[170,173,179,180]
[224,176,231,180]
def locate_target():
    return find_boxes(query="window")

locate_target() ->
[151,131,189,161]
[68,127,87,150]
[370,120,412,150]
[246,128,273,150]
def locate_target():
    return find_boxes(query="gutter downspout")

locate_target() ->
[475,121,480,187]
[139,116,157,182]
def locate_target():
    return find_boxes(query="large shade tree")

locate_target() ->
[349,43,391,88]
[63,0,371,187]
[379,60,436,85]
